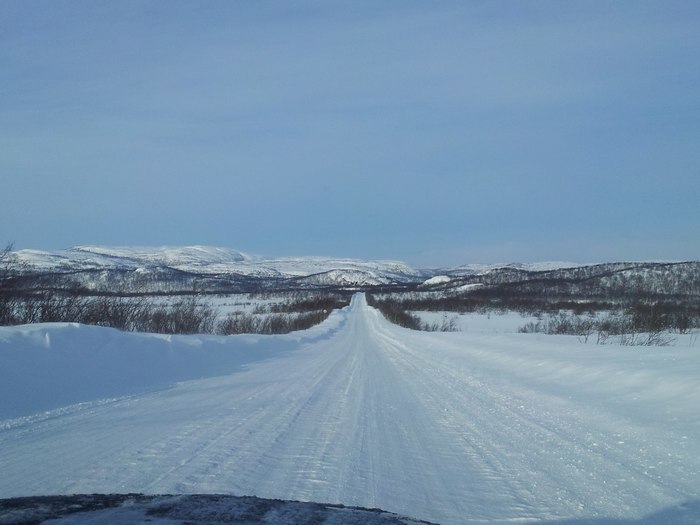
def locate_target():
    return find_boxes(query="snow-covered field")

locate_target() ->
[1,294,699,524]
[414,310,541,334]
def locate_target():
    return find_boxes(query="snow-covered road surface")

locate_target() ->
[1,294,699,524]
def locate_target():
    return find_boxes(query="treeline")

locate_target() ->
[249,291,352,314]
[269,296,349,314]
[1,245,350,334]
[0,294,214,333]
[518,303,695,346]
[217,310,330,335]
[366,295,422,329]
[378,288,700,317]
[0,292,349,335]
[368,289,699,343]
[218,291,352,334]
[369,292,613,314]
[365,295,457,332]
[422,262,700,305]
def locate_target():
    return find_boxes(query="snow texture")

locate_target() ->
[421,275,451,286]
[1,294,699,525]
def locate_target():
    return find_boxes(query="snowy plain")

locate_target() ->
[413,310,541,334]
[1,294,699,524]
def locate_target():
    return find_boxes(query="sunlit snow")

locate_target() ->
[1,295,699,524]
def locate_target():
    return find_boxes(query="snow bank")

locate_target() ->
[0,310,345,420]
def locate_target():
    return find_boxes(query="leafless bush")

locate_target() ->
[518,310,677,346]
[367,295,461,332]
[365,296,422,330]
[422,315,459,332]
[138,297,216,334]
[80,297,148,331]
[618,330,676,347]
[268,293,350,314]
[217,310,331,335]
[252,303,270,314]
[519,312,596,339]
[216,312,259,335]
[0,243,20,324]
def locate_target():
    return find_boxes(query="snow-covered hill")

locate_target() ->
[442,261,584,276]
[10,246,697,297]
[13,246,422,289]
[12,246,586,285]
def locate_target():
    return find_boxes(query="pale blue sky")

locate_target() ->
[1,1,698,266]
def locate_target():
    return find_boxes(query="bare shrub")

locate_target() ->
[217,312,258,335]
[217,310,331,335]
[269,293,350,314]
[137,297,216,334]
[365,296,422,330]
[518,310,677,346]
[423,315,459,332]
[80,297,148,331]
[0,243,20,324]
[618,330,676,347]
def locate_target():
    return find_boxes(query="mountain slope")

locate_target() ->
[13,246,422,289]
[9,246,698,297]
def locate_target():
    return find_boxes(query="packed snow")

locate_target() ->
[1,294,699,525]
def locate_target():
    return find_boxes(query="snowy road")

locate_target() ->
[1,294,699,524]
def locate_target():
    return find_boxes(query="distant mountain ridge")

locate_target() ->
[10,245,696,296]
[15,245,582,277]
[444,261,584,275]
[13,245,424,290]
